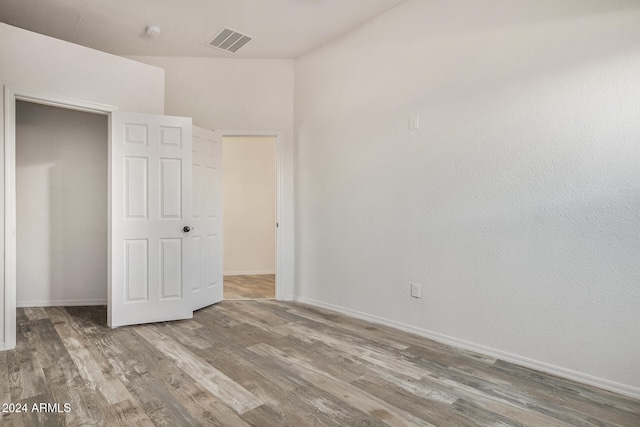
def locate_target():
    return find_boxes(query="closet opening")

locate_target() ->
[15,100,108,320]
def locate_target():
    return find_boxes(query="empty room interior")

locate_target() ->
[1,0,639,425]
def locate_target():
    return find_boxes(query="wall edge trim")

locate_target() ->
[17,299,107,308]
[224,270,276,276]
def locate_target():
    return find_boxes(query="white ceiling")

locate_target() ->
[0,0,407,58]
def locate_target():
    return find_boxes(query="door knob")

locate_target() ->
[183,226,191,233]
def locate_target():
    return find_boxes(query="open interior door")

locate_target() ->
[190,126,223,310]
[109,111,193,327]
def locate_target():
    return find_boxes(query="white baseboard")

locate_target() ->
[224,270,276,276]
[294,296,640,400]
[17,299,107,308]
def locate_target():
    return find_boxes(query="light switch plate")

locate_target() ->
[409,115,420,130]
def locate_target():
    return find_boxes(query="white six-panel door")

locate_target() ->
[109,111,193,327]
[190,126,223,310]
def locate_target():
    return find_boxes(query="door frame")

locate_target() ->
[2,86,117,350]
[218,130,292,301]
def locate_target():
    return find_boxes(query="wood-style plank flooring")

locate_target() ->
[224,274,275,300]
[2,301,639,426]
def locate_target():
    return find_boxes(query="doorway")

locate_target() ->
[15,101,108,308]
[222,135,277,300]
[3,89,294,351]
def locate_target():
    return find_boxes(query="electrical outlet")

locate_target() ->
[410,283,422,299]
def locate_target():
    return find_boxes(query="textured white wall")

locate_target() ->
[16,102,107,306]
[223,136,276,275]
[0,23,165,348]
[126,57,294,133]
[294,0,640,395]
[0,25,164,115]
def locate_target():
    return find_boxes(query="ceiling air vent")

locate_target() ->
[207,28,252,53]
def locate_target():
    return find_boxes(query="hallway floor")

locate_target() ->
[223,274,275,300]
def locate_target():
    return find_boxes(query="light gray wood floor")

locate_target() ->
[2,301,639,426]
[224,274,275,300]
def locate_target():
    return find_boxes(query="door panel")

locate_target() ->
[160,238,183,299]
[124,239,148,302]
[160,158,183,218]
[206,166,217,218]
[110,111,193,327]
[191,126,223,310]
[124,157,148,218]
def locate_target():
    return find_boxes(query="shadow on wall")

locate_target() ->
[16,101,108,305]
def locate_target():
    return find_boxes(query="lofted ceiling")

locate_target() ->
[0,0,407,58]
